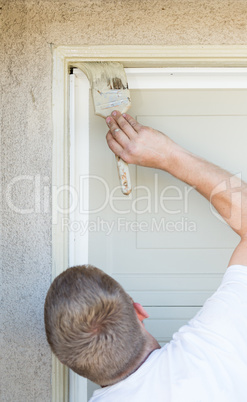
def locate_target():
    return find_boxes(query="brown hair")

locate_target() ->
[44,265,146,385]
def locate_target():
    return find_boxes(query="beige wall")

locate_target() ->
[1,1,247,401]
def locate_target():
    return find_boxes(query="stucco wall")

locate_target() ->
[1,1,247,401]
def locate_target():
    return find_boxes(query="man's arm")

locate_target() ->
[106,111,247,267]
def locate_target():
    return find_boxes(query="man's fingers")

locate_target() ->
[106,116,130,147]
[114,114,136,139]
[108,111,139,140]
[122,113,143,132]
[110,111,142,132]
[106,131,124,157]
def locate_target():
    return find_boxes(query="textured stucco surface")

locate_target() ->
[1,1,247,401]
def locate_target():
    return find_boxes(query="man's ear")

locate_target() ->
[133,302,149,322]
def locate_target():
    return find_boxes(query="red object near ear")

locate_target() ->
[133,302,150,321]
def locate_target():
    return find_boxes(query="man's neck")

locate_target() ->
[102,336,161,387]
[124,344,160,378]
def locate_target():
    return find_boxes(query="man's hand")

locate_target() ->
[106,111,176,171]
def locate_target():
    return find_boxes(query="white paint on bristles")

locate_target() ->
[77,62,131,118]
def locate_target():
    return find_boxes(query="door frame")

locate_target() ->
[52,45,247,402]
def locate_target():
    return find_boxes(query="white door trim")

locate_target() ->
[52,45,247,402]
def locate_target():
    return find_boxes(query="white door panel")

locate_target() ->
[70,70,247,401]
[129,88,247,115]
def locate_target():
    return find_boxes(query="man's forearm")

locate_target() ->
[166,144,247,239]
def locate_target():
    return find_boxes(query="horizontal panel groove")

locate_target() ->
[137,113,247,117]
[113,273,223,277]
[129,290,213,293]
[136,247,235,250]
[129,292,211,306]
[147,318,195,321]
[144,305,202,308]
[113,275,223,291]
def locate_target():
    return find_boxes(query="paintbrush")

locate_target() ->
[77,62,132,195]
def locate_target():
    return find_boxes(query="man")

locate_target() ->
[45,111,247,401]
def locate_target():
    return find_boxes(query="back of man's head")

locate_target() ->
[44,265,146,385]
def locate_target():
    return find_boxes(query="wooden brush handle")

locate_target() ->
[115,156,132,195]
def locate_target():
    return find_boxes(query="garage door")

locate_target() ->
[69,68,247,401]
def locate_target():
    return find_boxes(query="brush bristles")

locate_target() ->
[77,62,128,89]
[77,62,131,118]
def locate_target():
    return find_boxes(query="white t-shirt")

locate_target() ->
[90,265,247,402]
